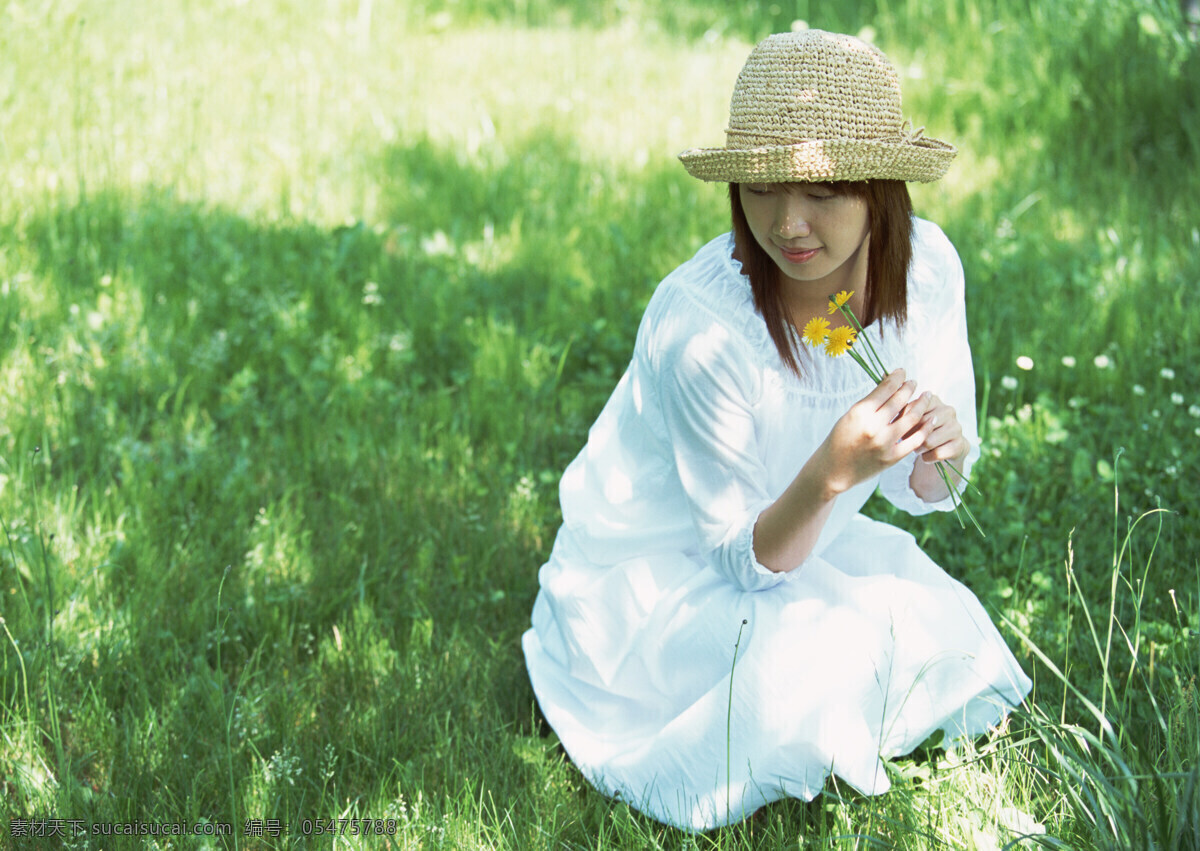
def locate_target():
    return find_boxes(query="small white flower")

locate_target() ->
[1161,367,1176,380]
[1171,392,1185,405]
[1133,384,1146,396]
[1061,356,1076,367]
[388,330,412,353]
[1068,396,1084,409]
[1001,375,1018,390]
[421,230,453,257]
[1094,354,1112,368]
[1016,356,1034,371]
[1189,405,1200,418]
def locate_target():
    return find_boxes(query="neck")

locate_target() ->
[781,239,870,328]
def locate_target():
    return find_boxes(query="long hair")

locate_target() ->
[729,180,914,377]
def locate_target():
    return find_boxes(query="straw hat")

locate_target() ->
[678,30,955,183]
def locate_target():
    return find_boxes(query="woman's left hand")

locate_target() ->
[908,394,970,464]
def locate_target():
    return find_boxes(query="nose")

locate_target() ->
[773,196,811,239]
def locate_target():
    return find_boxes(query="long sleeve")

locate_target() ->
[878,222,981,515]
[649,297,789,592]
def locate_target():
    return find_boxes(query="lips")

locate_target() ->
[777,245,820,263]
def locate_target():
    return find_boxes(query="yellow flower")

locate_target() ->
[823,325,857,357]
[801,316,831,347]
[826,290,855,315]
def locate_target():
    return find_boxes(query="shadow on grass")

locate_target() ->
[0,128,730,831]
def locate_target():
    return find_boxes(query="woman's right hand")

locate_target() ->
[813,369,934,498]
[754,369,934,573]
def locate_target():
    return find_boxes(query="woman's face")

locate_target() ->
[738,182,870,292]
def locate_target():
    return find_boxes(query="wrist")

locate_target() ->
[804,444,847,502]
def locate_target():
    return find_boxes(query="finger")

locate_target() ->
[900,390,936,422]
[921,430,967,463]
[890,388,930,430]
[894,421,932,459]
[915,400,959,439]
[864,368,906,406]
[902,417,932,445]
[899,408,954,458]
[910,409,942,449]
[921,443,952,463]
[916,423,949,458]
[881,380,920,422]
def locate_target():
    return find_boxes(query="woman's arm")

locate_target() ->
[753,369,935,572]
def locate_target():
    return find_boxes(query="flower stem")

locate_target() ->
[935,460,986,537]
[937,457,983,497]
[837,302,889,378]
[847,349,882,383]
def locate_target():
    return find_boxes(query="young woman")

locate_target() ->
[522,29,1031,832]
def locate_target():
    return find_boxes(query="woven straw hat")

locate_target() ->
[679,30,955,183]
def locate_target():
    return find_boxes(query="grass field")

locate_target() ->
[1,0,1198,847]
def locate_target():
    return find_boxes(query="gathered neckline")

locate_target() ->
[708,233,894,398]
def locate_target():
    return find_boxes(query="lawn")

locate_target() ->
[1,0,1198,847]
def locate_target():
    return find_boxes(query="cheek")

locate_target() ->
[844,203,870,241]
[743,203,775,245]
[842,216,870,248]
[822,207,868,250]
[740,188,773,220]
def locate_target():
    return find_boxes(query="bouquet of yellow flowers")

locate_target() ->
[802,291,984,536]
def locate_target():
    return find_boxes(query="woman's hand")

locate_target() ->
[913,394,970,464]
[753,369,963,572]
[813,368,935,497]
[908,393,972,502]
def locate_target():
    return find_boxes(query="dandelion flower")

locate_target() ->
[823,325,857,357]
[1094,354,1111,368]
[1161,367,1176,380]
[1001,375,1018,390]
[826,290,855,314]
[806,294,983,536]
[1016,356,1034,371]
[801,316,831,347]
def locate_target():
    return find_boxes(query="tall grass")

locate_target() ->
[1,0,1198,847]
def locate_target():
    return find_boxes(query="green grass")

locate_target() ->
[1,0,1198,847]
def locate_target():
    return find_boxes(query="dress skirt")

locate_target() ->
[523,513,1031,832]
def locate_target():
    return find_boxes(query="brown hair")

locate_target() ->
[729,180,914,376]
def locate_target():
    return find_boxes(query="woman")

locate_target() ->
[522,29,1031,832]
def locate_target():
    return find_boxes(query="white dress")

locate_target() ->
[522,219,1032,832]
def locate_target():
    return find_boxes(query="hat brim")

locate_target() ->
[678,136,956,184]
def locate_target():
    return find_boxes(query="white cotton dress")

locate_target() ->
[522,219,1032,832]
